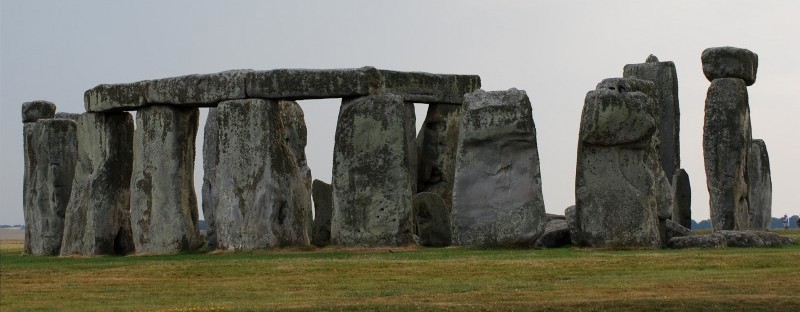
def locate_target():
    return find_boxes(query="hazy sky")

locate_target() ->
[2,1,799,224]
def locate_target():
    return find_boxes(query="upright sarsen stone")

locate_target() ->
[748,139,771,230]
[60,113,135,255]
[131,105,202,254]
[703,78,751,231]
[331,94,416,247]
[210,99,311,250]
[201,108,219,249]
[417,104,461,212]
[452,89,546,247]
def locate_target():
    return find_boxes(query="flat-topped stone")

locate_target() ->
[22,100,56,123]
[85,67,481,112]
[702,47,758,86]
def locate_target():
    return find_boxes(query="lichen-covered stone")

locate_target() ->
[671,168,692,229]
[331,94,416,247]
[534,219,570,248]
[54,112,81,121]
[702,47,758,86]
[379,70,481,104]
[24,119,77,255]
[623,55,681,179]
[60,113,135,256]
[452,88,546,247]
[22,100,56,122]
[84,80,149,112]
[246,67,384,100]
[311,180,333,247]
[130,105,202,254]
[412,192,451,247]
[148,70,250,105]
[748,139,772,230]
[665,219,692,241]
[416,104,461,212]
[703,78,751,231]
[201,108,219,249]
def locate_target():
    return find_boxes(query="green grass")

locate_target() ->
[1,231,799,311]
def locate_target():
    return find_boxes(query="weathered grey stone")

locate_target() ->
[84,80,149,112]
[60,113,135,256]
[533,219,570,248]
[246,67,383,100]
[416,104,461,213]
[331,94,416,247]
[452,88,546,247]
[24,119,77,255]
[545,214,567,222]
[667,234,727,249]
[379,70,481,104]
[702,47,758,86]
[574,85,663,248]
[201,108,219,250]
[22,100,56,122]
[748,139,771,230]
[54,112,81,121]
[412,192,451,247]
[130,105,202,254]
[623,55,681,180]
[565,205,577,245]
[665,219,692,241]
[703,78,751,231]
[671,168,692,229]
[716,230,794,248]
[209,99,311,250]
[147,70,250,106]
[279,101,312,187]
[311,180,333,247]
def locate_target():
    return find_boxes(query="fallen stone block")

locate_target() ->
[534,219,570,248]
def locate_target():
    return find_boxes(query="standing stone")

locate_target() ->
[209,99,311,250]
[25,119,78,255]
[22,100,57,254]
[671,168,692,229]
[21,100,56,123]
[412,192,451,247]
[573,82,663,248]
[417,104,461,212]
[131,105,202,254]
[623,55,681,181]
[201,108,219,249]
[452,89,546,247]
[60,113,135,255]
[703,78,751,231]
[54,112,81,121]
[331,94,416,247]
[702,47,758,86]
[748,139,772,230]
[311,180,333,247]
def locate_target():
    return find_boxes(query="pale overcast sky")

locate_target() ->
[2,1,798,224]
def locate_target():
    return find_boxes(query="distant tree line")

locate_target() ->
[691,215,799,230]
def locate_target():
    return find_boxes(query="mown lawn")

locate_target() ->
[1,231,799,311]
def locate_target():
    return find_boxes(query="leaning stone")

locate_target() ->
[534,219,570,248]
[701,47,758,86]
[331,94,416,247]
[246,67,384,100]
[623,55,681,179]
[130,105,202,254]
[210,99,312,250]
[201,108,219,250]
[667,235,727,249]
[671,168,692,229]
[412,192,452,247]
[416,104,461,212]
[147,70,250,106]
[452,88,546,247]
[22,100,56,122]
[60,113,135,255]
[379,70,481,104]
[748,139,772,230]
[703,78,751,231]
[311,180,333,247]
[54,112,81,121]
[25,119,77,255]
[665,219,692,241]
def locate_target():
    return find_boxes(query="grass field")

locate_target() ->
[1,231,799,311]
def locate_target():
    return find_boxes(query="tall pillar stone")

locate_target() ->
[201,108,219,250]
[331,94,416,247]
[748,139,771,230]
[573,81,663,248]
[452,89,546,247]
[208,99,311,250]
[623,55,680,181]
[60,112,135,256]
[22,101,56,254]
[416,104,461,211]
[131,105,202,254]
[311,180,333,247]
[671,168,692,229]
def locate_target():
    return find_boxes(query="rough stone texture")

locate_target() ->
[545,214,567,222]
[574,83,665,248]
[702,47,758,86]
[703,78,751,231]
[60,113,135,255]
[671,168,692,229]
[534,219,571,248]
[748,139,772,230]
[452,89,546,247]
[208,99,311,250]
[379,70,481,104]
[416,104,461,213]
[665,219,692,241]
[201,108,219,249]
[565,205,577,244]
[623,55,681,180]
[22,100,56,122]
[24,119,77,255]
[331,94,416,247]
[148,70,250,105]
[130,105,202,254]
[54,112,81,121]
[667,234,727,249]
[246,67,384,100]
[311,180,333,247]
[84,80,150,112]
[670,231,794,249]
[412,192,451,247]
